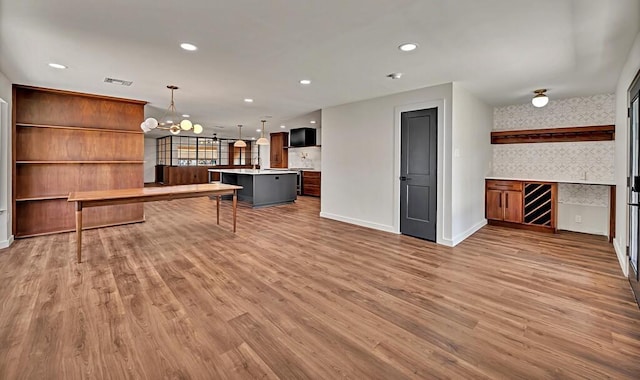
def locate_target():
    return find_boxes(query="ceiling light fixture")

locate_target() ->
[180,43,198,51]
[234,125,247,147]
[387,72,403,79]
[310,120,316,124]
[299,79,311,85]
[140,85,203,135]
[399,43,418,52]
[244,98,254,103]
[280,125,286,129]
[48,63,67,69]
[256,119,269,145]
[532,89,549,108]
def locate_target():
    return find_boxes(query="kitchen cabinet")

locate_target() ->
[486,179,557,232]
[486,180,522,223]
[302,171,321,197]
[270,132,289,168]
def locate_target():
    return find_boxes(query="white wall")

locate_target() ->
[615,31,640,276]
[451,83,493,244]
[0,70,12,248]
[321,83,454,243]
[143,137,156,183]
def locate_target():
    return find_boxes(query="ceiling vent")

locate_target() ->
[104,77,133,86]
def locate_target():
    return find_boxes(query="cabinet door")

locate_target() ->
[486,189,503,220]
[503,190,523,223]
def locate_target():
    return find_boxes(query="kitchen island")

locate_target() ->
[208,168,297,207]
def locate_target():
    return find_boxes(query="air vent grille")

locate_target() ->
[104,77,133,86]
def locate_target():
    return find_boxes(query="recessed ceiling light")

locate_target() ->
[48,63,67,69]
[180,43,198,51]
[251,137,256,140]
[166,120,173,124]
[398,43,418,52]
[182,114,190,118]
[310,120,316,124]
[256,129,261,132]
[280,125,286,129]
[299,79,311,85]
[244,98,254,103]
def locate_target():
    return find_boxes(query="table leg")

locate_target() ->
[233,190,237,233]
[75,202,83,263]
[216,195,220,225]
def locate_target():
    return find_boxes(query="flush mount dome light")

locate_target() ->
[180,43,198,51]
[532,89,549,108]
[398,43,418,52]
[48,63,67,69]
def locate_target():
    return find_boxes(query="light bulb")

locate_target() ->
[193,124,203,134]
[532,94,549,108]
[180,119,193,130]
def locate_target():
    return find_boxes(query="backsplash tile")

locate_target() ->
[492,141,615,183]
[558,183,609,207]
[288,146,321,170]
[494,94,615,130]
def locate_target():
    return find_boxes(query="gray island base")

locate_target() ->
[208,169,297,207]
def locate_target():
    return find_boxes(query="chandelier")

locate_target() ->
[140,85,203,135]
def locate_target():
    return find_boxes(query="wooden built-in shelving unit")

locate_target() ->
[491,125,615,144]
[13,85,146,237]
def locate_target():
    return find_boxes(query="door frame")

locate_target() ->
[394,99,446,245]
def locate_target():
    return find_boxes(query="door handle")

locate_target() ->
[400,176,411,181]
[629,203,640,207]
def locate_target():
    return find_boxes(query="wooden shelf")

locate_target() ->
[491,125,614,144]
[16,160,144,164]
[16,123,144,134]
[16,195,68,202]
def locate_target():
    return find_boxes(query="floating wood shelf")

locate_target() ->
[16,123,144,134]
[491,125,615,144]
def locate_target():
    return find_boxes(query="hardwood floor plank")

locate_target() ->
[0,196,638,379]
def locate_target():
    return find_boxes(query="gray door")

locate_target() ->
[400,108,437,241]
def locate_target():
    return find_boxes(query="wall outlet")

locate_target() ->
[575,215,582,223]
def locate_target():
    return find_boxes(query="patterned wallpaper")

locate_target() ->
[492,94,616,208]
[494,94,615,130]
[492,141,615,184]
[558,183,610,208]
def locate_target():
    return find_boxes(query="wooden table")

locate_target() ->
[68,183,242,263]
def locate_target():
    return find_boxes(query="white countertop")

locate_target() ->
[208,169,298,175]
[485,175,615,186]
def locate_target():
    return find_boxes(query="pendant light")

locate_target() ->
[256,119,269,145]
[234,125,247,147]
[531,89,549,108]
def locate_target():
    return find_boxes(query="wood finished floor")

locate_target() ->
[1,196,639,379]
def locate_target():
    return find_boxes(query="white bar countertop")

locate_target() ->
[485,175,615,186]
[208,168,298,175]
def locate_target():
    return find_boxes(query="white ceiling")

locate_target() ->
[1,0,638,139]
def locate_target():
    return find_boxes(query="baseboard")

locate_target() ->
[0,235,14,249]
[451,219,487,246]
[613,237,628,277]
[319,212,396,234]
